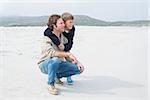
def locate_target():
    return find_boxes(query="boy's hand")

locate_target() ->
[58,43,64,51]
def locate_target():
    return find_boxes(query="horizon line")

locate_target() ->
[0,15,149,22]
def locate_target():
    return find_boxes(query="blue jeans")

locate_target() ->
[39,57,80,86]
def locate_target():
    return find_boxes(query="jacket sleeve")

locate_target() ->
[49,34,60,46]
[41,36,56,58]
[64,39,73,51]
[63,26,75,51]
[44,28,60,46]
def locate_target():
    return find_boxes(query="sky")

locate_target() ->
[0,0,149,21]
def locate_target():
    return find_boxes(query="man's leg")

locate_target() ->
[47,57,61,86]
[56,61,80,78]
[39,57,62,95]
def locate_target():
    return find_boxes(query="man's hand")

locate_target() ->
[58,43,64,51]
[77,62,84,73]
[67,53,84,73]
[68,53,78,64]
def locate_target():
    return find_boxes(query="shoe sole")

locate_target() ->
[47,88,59,95]
[48,91,59,95]
[55,82,64,85]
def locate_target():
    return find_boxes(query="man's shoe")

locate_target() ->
[55,78,64,85]
[48,85,58,95]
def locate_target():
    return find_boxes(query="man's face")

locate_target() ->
[65,19,74,30]
[55,18,65,33]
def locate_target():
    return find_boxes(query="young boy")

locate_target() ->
[44,12,75,85]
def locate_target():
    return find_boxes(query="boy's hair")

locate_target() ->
[62,12,74,22]
[47,14,61,30]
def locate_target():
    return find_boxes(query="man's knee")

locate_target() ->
[72,64,84,74]
[50,57,62,65]
[68,63,80,73]
[51,57,61,62]
[47,58,61,71]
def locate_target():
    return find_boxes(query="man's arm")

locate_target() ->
[54,51,77,63]
[43,36,78,64]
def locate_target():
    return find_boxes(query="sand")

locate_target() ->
[0,26,149,100]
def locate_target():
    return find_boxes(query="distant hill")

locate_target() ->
[0,15,149,27]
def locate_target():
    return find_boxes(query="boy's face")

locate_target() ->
[65,19,74,30]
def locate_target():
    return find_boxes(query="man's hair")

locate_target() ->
[62,12,74,22]
[47,14,61,30]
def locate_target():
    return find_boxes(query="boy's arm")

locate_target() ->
[43,36,77,63]
[44,28,60,46]
[63,25,75,40]
[64,39,73,51]
[63,26,75,51]
[49,34,61,46]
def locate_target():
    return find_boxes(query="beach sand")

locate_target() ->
[0,26,148,100]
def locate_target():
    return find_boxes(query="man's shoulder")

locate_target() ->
[61,33,67,39]
[43,36,52,43]
[61,33,68,43]
[44,27,52,33]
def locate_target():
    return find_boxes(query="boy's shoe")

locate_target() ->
[55,78,64,85]
[67,77,74,85]
[48,85,59,95]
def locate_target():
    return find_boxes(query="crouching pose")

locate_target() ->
[37,14,84,95]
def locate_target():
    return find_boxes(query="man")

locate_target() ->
[44,12,76,85]
[37,14,84,95]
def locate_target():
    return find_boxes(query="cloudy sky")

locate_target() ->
[0,0,149,21]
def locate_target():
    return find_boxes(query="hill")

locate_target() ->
[0,15,149,27]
